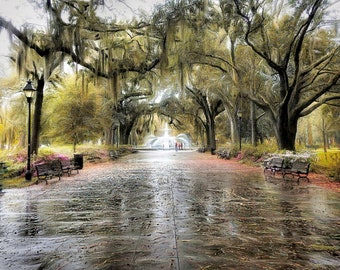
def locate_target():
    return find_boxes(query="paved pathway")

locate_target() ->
[0,151,339,269]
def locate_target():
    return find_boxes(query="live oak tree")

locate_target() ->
[221,0,340,150]
[0,0,162,147]
[152,0,227,151]
[0,5,83,154]
[114,74,157,145]
[155,1,263,149]
[43,0,162,145]
[9,39,65,155]
[186,84,225,153]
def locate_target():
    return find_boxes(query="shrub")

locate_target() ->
[314,152,340,181]
[238,143,279,164]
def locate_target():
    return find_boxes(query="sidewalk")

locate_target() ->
[0,151,339,269]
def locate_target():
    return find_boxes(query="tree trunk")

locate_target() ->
[31,78,45,155]
[322,118,327,153]
[119,115,138,145]
[230,116,238,144]
[208,120,216,154]
[73,141,77,153]
[119,126,128,145]
[104,125,115,145]
[275,111,297,151]
[250,100,256,146]
[186,87,224,153]
[202,114,217,154]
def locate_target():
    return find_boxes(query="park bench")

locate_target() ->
[109,150,119,160]
[217,150,231,160]
[35,160,63,184]
[283,160,310,181]
[59,159,79,176]
[197,147,207,153]
[263,157,284,175]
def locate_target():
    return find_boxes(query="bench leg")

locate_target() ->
[36,177,48,185]
[283,172,309,183]
[54,172,62,181]
[283,171,294,180]
[297,174,310,182]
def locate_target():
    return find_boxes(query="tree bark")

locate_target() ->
[322,118,328,153]
[250,100,256,146]
[208,120,216,154]
[120,124,133,145]
[186,87,224,154]
[31,78,45,155]
[274,109,297,151]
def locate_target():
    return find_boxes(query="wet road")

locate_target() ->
[0,150,339,270]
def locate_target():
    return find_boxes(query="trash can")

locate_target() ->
[73,154,84,169]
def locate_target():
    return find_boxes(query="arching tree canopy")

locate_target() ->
[0,0,339,151]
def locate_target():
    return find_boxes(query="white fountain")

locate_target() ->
[144,124,191,150]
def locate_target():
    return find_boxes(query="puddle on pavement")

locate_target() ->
[0,151,339,269]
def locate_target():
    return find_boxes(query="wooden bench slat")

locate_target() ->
[35,163,52,184]
[35,161,62,184]
[263,157,284,175]
[35,158,81,184]
[217,150,231,160]
[283,160,310,181]
[59,159,79,176]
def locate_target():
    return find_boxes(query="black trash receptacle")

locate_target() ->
[74,154,84,169]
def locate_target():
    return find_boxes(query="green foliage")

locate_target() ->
[238,143,278,163]
[0,77,27,149]
[239,145,260,161]
[217,140,278,162]
[0,149,28,178]
[47,75,102,151]
[314,151,340,181]
[0,175,32,189]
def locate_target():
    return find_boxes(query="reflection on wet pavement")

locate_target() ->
[0,151,339,269]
